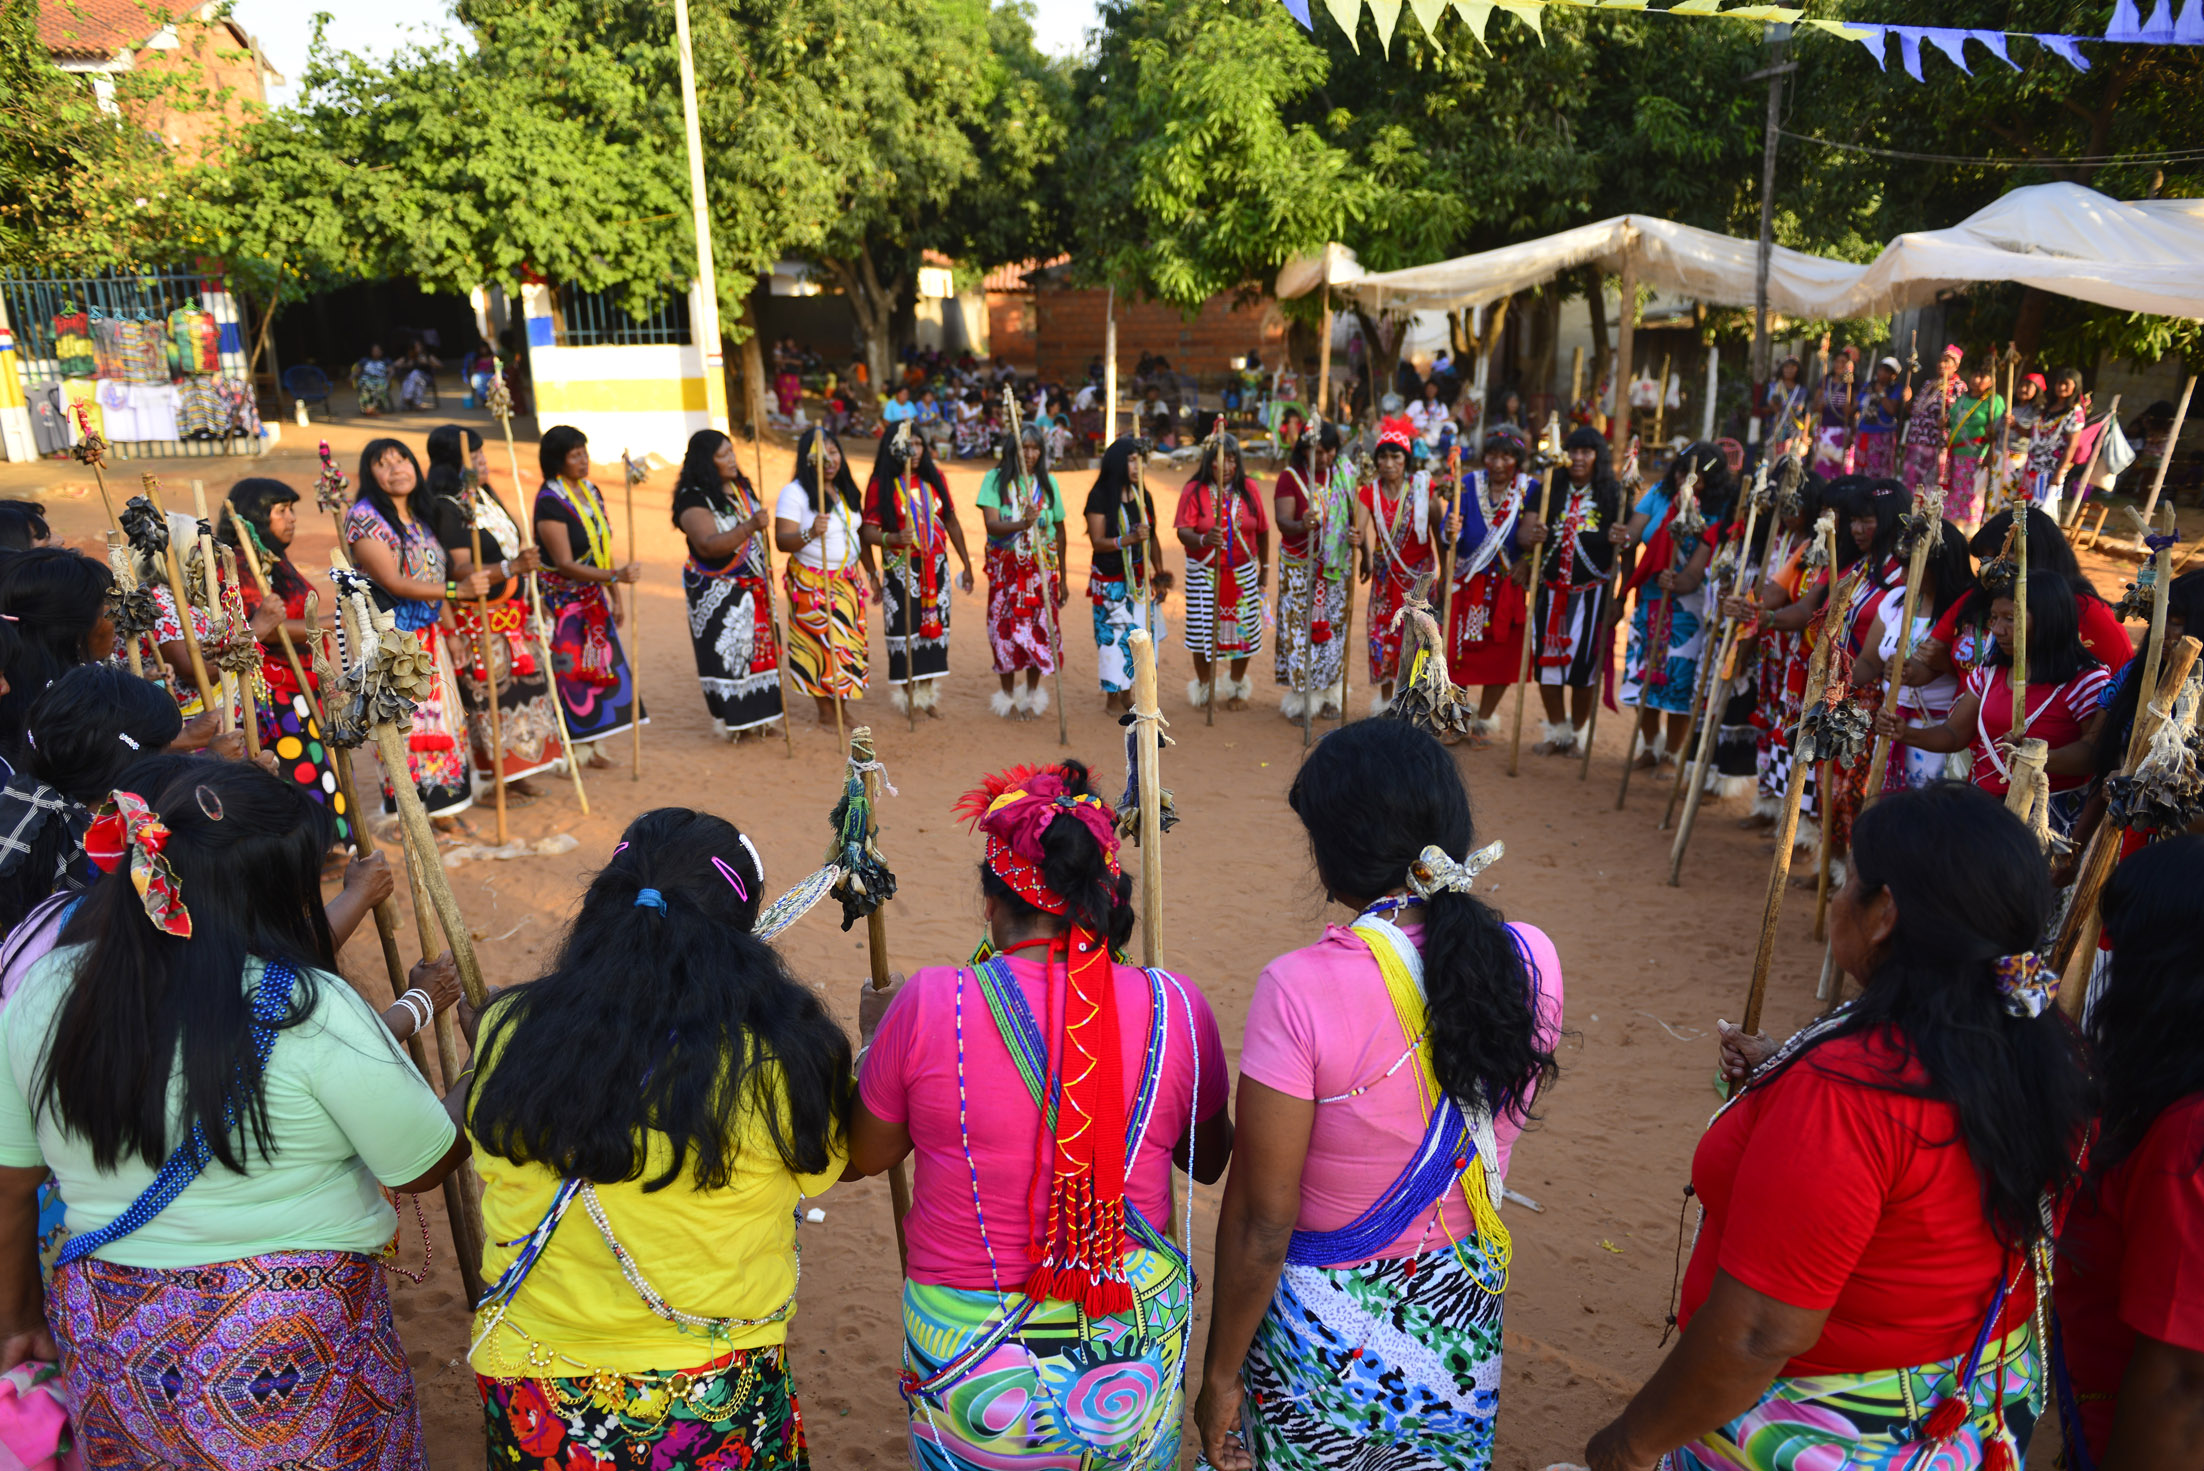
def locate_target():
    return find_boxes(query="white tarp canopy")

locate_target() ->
[1277,184,2204,324]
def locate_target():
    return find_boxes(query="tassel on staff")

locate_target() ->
[134,476,222,722]
[831,728,908,1268]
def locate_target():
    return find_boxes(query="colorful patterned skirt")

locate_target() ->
[451,598,561,782]
[255,671,351,849]
[1092,577,1168,694]
[1621,589,1707,716]
[1274,558,1347,696]
[900,1247,1190,1470]
[1853,431,1896,481]
[1901,437,1945,498]
[784,562,869,699]
[683,559,785,734]
[1239,1240,1505,1471]
[983,542,1059,676]
[1183,559,1262,663]
[1944,449,1990,524]
[543,581,647,745]
[51,1249,426,1470]
[381,622,472,818]
[1446,569,1526,688]
[883,547,952,686]
[1530,579,1610,688]
[479,1345,807,1471]
[1662,1324,2039,1471]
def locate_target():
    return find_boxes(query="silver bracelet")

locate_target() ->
[395,988,433,1036]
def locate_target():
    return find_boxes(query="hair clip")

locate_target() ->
[634,887,668,914]
[613,841,629,856]
[194,784,223,821]
[710,856,748,901]
[737,832,764,888]
[117,732,140,750]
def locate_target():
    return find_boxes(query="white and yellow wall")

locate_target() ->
[520,280,725,463]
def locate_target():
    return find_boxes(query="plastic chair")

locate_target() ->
[281,365,331,416]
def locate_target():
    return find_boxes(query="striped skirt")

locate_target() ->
[883,548,952,685]
[1240,1240,1505,1471]
[784,562,868,699]
[52,1249,426,1470]
[1530,579,1610,687]
[1184,559,1263,662]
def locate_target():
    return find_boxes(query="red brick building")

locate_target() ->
[986,262,1290,384]
[39,0,281,162]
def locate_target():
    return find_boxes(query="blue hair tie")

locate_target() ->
[634,888,668,914]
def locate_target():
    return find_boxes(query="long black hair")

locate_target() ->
[0,500,49,551]
[218,477,309,603]
[1993,568,2097,686]
[355,437,425,531]
[1922,521,1975,623]
[1759,783,2089,1250]
[1969,507,2101,604]
[2092,836,2204,1173]
[866,424,951,534]
[1836,477,1907,573]
[794,426,861,513]
[40,756,333,1172]
[0,548,115,753]
[1662,441,1738,528]
[1288,720,1556,1126]
[1288,422,1343,485]
[671,429,751,525]
[1558,425,1624,528]
[0,666,183,934]
[539,423,590,484]
[978,761,1137,955]
[470,808,853,1189]
[423,423,484,504]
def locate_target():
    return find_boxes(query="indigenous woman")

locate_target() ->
[2024,368,2088,518]
[1945,361,2004,529]
[1175,430,1271,711]
[1733,473,1827,830]
[773,427,870,726]
[423,426,558,794]
[1086,435,1173,714]
[1525,427,1623,756]
[1444,427,1533,740]
[849,760,1232,1469]
[0,549,120,748]
[2005,373,2045,490]
[1902,344,1965,497]
[1357,416,1447,709]
[1812,346,1859,474]
[1617,443,1734,771]
[219,478,352,843]
[1846,520,1972,795]
[863,424,973,718]
[672,430,785,739]
[1918,509,2134,699]
[347,437,489,821]
[1586,782,2089,1471]
[535,425,645,768]
[2056,836,2204,1467]
[1852,357,1905,481]
[1195,719,1562,1471]
[0,758,471,1470]
[1760,357,1809,461]
[1875,569,2111,838]
[975,425,1065,719]
[469,808,847,1470]
[1272,422,1352,721]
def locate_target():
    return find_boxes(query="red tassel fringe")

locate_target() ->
[1921,1396,1968,1441]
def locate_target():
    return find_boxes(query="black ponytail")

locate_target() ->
[1288,721,1556,1125]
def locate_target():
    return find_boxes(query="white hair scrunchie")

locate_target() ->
[1405,840,1504,899]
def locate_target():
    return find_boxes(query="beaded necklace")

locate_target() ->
[551,476,613,568]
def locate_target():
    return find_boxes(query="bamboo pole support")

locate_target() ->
[850,726,912,1269]
[1316,284,1334,431]
[1129,629,1165,968]
[2012,497,2030,745]
[1508,447,1557,778]
[747,431,798,760]
[139,476,220,718]
[1858,494,1943,806]
[2139,376,2194,525]
[2066,392,2121,530]
[466,492,510,845]
[1668,488,1770,882]
[622,451,644,782]
[1739,542,1856,1036]
[1811,753,1836,942]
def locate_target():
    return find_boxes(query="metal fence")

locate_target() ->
[0,267,244,379]
[553,283,692,347]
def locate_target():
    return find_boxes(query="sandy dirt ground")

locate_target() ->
[4,399,2136,1468]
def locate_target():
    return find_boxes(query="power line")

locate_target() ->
[1777,129,2204,169]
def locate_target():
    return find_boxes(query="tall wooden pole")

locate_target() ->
[189,481,243,742]
[2139,376,2195,525]
[850,726,911,1269]
[1859,490,1944,805]
[1668,476,1770,879]
[1507,424,1559,777]
[139,476,220,718]
[623,452,644,782]
[466,488,510,846]
[1316,284,1334,433]
[1129,628,1165,968]
[2012,492,2030,745]
[2134,503,2181,741]
[1611,237,1639,471]
[672,0,730,434]
[749,431,798,760]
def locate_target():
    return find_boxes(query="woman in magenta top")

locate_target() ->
[848,759,1231,1470]
[1585,784,2090,1471]
[2055,835,2204,1469]
[1195,719,1562,1471]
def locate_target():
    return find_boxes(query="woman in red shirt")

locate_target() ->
[1585,783,2090,1471]
[1175,432,1271,711]
[1916,508,2133,688]
[2056,836,2204,1470]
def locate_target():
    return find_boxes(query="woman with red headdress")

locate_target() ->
[1358,415,1449,712]
[1443,426,1533,742]
[849,760,1233,1470]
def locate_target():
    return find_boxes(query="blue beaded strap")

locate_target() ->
[1283,1087,1473,1269]
[56,957,298,1267]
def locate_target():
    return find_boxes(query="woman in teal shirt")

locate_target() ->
[975,425,1067,718]
[0,757,470,1471]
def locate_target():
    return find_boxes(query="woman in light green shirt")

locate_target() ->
[975,425,1068,718]
[0,756,469,1471]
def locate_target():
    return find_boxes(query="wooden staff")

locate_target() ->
[1129,628,1165,966]
[215,546,262,761]
[2067,391,2123,531]
[465,471,511,845]
[2139,375,2194,525]
[138,476,221,719]
[2012,491,2030,745]
[1660,618,1722,832]
[1810,747,1836,942]
[1995,344,2019,519]
[188,482,237,739]
[849,726,912,1268]
[1648,353,1672,451]
[1740,523,1855,1036]
[809,430,848,752]
[103,533,146,680]
[1296,423,1328,750]
[487,366,591,812]
[68,404,124,537]
[1508,427,1559,777]
[898,467,918,733]
[231,526,325,731]
[1580,439,1641,781]
[1339,449,1360,726]
[1858,490,1946,804]
[1615,466,1698,809]
[621,450,644,782]
[743,430,798,760]
[1668,468,1773,882]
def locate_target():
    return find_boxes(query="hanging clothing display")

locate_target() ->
[167,305,220,375]
[50,312,93,378]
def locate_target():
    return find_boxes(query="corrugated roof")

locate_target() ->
[38,0,173,60]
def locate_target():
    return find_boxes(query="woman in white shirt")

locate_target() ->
[773,427,875,725]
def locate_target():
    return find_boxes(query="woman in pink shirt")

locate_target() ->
[1194,720,1563,1471]
[849,759,1232,1470]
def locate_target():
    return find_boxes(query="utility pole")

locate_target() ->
[1746,24,1796,394]
[675,0,730,434]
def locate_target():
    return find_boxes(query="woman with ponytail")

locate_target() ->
[1194,719,1561,1471]
[850,760,1232,1469]
[1587,783,2091,1471]
[468,808,850,1469]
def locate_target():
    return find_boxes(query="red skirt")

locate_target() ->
[1446,571,1527,687]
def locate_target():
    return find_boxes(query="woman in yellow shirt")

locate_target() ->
[465,807,853,1470]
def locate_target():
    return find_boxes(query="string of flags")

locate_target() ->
[1282,0,2204,74]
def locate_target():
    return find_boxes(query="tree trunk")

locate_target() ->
[1585,266,1611,413]
[1352,308,1407,415]
[736,289,770,430]
[820,247,906,407]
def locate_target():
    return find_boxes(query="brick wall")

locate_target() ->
[989,287,1289,383]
